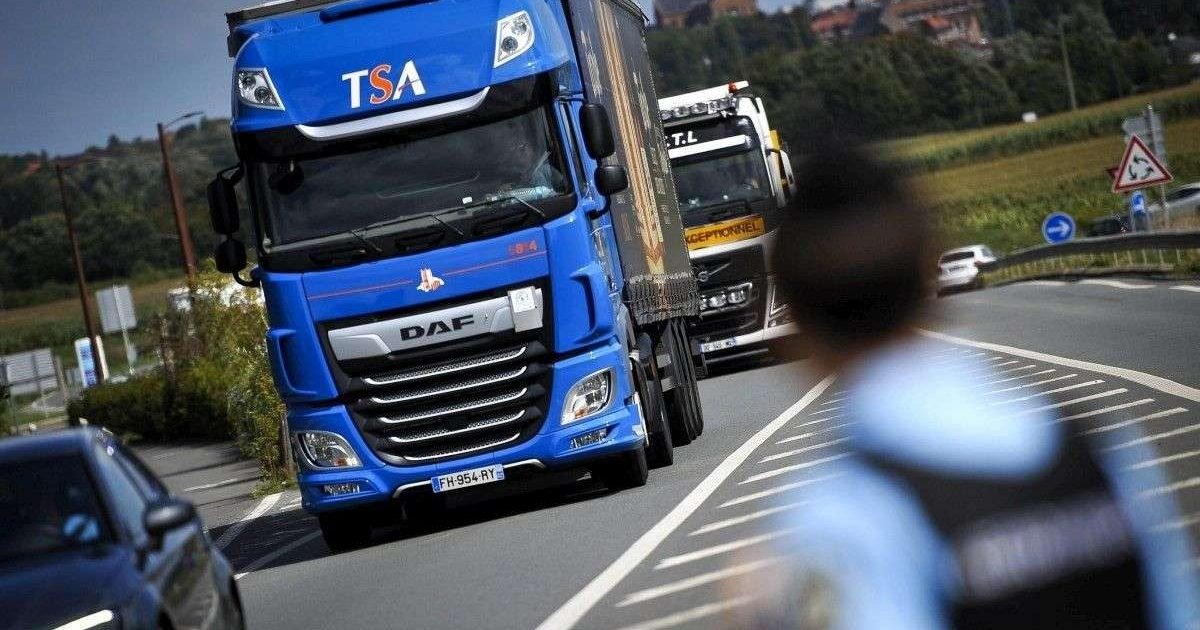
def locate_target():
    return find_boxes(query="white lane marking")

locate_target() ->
[1128,449,1200,471]
[759,438,849,463]
[613,596,758,630]
[182,476,257,493]
[719,475,840,509]
[1079,279,1155,290]
[972,364,1040,380]
[615,557,781,608]
[1084,407,1186,434]
[739,454,849,485]
[1009,389,1128,416]
[791,414,844,430]
[989,380,1104,405]
[819,396,846,407]
[808,405,842,416]
[1142,477,1200,498]
[1058,400,1155,423]
[986,373,1077,395]
[1023,280,1067,287]
[776,423,854,446]
[533,375,836,630]
[921,330,1200,403]
[1171,285,1200,293]
[1105,423,1200,451]
[1155,513,1200,532]
[978,368,1055,387]
[691,503,804,537]
[234,530,322,580]
[212,492,283,550]
[655,529,793,570]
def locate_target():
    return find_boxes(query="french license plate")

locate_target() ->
[431,464,505,493]
[700,338,737,353]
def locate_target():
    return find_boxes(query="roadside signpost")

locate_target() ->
[1042,211,1076,244]
[96,284,137,373]
[1112,135,1173,194]
[74,337,108,389]
[1115,105,1174,230]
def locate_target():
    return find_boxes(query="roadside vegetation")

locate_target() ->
[66,269,290,488]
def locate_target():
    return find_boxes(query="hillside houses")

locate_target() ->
[811,0,989,54]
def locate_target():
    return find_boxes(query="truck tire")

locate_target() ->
[593,446,649,491]
[662,319,704,444]
[318,510,372,552]
[633,352,674,469]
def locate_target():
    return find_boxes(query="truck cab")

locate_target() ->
[206,0,704,550]
[659,82,799,368]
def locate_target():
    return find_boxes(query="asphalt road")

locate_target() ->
[153,278,1200,630]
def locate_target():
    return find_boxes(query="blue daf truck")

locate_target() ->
[206,0,704,549]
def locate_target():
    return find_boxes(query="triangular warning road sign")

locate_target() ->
[1113,135,1173,194]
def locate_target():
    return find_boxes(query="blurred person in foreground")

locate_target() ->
[732,141,1199,629]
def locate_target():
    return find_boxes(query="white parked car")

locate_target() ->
[1152,182,1200,221]
[937,245,996,294]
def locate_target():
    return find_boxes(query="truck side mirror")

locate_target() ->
[595,165,628,196]
[215,238,248,274]
[580,103,615,160]
[207,174,240,235]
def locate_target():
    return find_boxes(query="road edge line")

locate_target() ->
[918,329,1200,403]
[235,530,322,580]
[533,374,837,630]
[213,492,283,550]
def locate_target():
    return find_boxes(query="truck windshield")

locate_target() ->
[250,106,570,247]
[672,149,770,215]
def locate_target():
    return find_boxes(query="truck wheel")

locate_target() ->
[633,354,673,469]
[318,510,372,552]
[593,446,649,490]
[663,320,704,443]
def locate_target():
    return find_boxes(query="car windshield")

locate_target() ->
[251,106,570,247]
[0,455,111,562]
[940,251,976,264]
[672,150,770,215]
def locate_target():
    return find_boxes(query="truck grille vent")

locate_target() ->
[349,342,550,465]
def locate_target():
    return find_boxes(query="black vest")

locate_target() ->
[862,415,1150,629]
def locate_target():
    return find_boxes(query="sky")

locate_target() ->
[0,0,823,157]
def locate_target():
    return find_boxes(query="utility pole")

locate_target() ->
[1058,13,1078,111]
[157,111,203,288]
[55,163,105,386]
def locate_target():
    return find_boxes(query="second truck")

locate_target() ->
[205,0,704,550]
[659,82,799,368]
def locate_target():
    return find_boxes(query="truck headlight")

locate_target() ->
[561,369,613,425]
[235,68,284,110]
[296,431,360,469]
[494,11,535,67]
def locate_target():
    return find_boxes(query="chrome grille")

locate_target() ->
[346,341,549,465]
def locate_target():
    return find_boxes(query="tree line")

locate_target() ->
[646,0,1196,141]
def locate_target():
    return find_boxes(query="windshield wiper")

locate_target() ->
[347,227,383,255]
[463,195,547,219]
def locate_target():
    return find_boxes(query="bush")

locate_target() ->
[67,267,289,486]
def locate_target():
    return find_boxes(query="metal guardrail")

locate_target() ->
[976,230,1200,274]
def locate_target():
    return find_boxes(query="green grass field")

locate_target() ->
[0,276,184,370]
[881,86,1200,253]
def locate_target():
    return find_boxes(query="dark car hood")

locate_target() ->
[0,545,136,630]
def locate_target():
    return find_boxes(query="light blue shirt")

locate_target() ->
[775,338,1199,629]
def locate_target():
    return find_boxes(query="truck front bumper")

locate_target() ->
[697,320,799,365]
[287,339,646,513]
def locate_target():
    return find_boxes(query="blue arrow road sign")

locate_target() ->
[1042,211,1076,244]
[1131,191,1147,216]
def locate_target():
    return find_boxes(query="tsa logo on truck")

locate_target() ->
[341,61,426,109]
